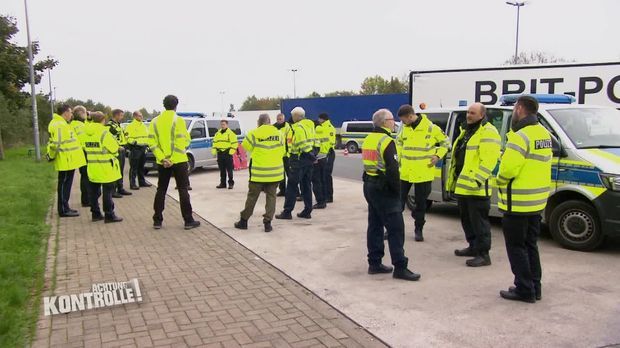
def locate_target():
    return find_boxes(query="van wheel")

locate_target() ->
[549,200,604,251]
[188,155,195,173]
[346,142,359,153]
[406,196,433,212]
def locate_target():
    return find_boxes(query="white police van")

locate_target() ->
[409,94,620,251]
[144,113,243,174]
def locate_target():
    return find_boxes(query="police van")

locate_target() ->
[341,121,401,153]
[144,113,243,174]
[410,94,620,251]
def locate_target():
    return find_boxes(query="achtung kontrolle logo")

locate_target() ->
[44,278,143,316]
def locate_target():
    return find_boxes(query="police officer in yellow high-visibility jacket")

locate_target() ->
[319,114,337,203]
[47,103,87,217]
[273,113,292,196]
[148,95,200,230]
[234,114,285,232]
[71,105,90,207]
[125,111,152,190]
[107,109,132,197]
[447,103,501,267]
[275,107,316,220]
[212,120,238,189]
[497,96,552,304]
[362,109,420,281]
[396,105,449,241]
[311,119,328,209]
[82,111,123,223]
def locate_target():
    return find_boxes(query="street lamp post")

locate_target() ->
[219,91,225,118]
[24,0,41,161]
[506,1,526,64]
[288,68,298,98]
[47,56,54,116]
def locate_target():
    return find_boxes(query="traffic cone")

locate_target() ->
[344,149,348,156]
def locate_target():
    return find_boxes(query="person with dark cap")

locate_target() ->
[273,113,292,196]
[317,113,336,203]
[107,109,132,197]
[148,95,200,230]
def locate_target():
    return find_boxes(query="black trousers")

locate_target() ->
[78,165,90,205]
[364,179,408,269]
[283,156,313,213]
[89,182,115,218]
[278,157,290,193]
[457,196,492,254]
[153,162,194,224]
[324,149,335,201]
[129,146,147,186]
[116,148,126,192]
[503,214,542,299]
[311,158,326,204]
[57,169,75,215]
[400,180,432,231]
[217,152,234,186]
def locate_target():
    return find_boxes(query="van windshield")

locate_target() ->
[548,108,620,149]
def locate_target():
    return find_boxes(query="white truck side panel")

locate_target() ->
[411,62,620,108]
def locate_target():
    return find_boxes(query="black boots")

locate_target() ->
[216,184,226,189]
[368,264,393,274]
[264,221,272,233]
[275,211,292,220]
[234,218,248,230]
[466,253,491,267]
[393,268,421,281]
[454,246,476,257]
[184,220,201,230]
[414,228,424,242]
[104,215,123,223]
[500,288,536,303]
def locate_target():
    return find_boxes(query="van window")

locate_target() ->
[190,120,206,139]
[424,112,450,132]
[228,121,242,135]
[206,120,220,137]
[346,122,374,133]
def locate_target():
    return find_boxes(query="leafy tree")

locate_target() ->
[306,91,321,98]
[504,51,574,65]
[239,95,281,111]
[229,103,235,112]
[323,90,357,97]
[360,75,407,95]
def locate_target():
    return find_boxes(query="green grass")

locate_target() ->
[0,147,56,347]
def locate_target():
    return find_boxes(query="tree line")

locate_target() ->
[239,75,409,111]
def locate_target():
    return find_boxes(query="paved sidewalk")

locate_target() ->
[32,177,386,347]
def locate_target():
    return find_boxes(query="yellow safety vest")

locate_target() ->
[148,111,191,164]
[242,125,285,183]
[125,119,150,146]
[447,121,501,197]
[212,128,238,155]
[362,128,394,176]
[82,123,122,184]
[497,123,553,213]
[323,120,337,150]
[289,119,315,155]
[47,114,87,171]
[71,119,86,146]
[315,123,330,159]
[107,120,128,146]
[278,122,292,158]
[396,114,449,183]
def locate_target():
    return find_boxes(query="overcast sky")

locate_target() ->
[3,0,619,114]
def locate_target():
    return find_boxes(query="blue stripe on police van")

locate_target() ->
[552,167,603,187]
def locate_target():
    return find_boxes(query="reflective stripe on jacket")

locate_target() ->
[242,125,285,183]
[148,111,191,164]
[47,114,87,171]
[82,122,122,183]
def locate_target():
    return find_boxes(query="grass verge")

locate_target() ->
[0,148,56,347]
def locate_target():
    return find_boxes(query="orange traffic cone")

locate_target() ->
[344,149,348,156]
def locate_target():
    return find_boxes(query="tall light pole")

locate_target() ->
[47,56,54,116]
[506,1,526,64]
[288,68,298,98]
[24,0,41,161]
[219,91,225,118]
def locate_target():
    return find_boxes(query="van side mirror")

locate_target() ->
[551,137,567,158]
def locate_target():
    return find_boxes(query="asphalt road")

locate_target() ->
[332,151,363,181]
